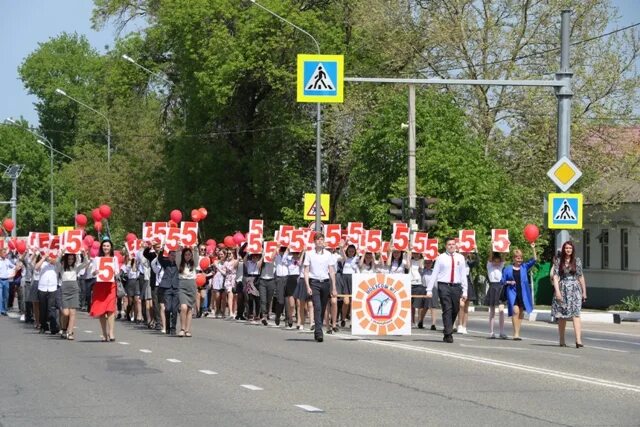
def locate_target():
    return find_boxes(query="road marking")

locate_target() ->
[295,404,324,413]
[362,339,640,393]
[241,384,263,391]
[460,344,527,351]
[586,337,640,346]
[496,320,640,338]
[139,349,152,353]
[199,370,218,375]
[84,330,93,334]
[166,358,181,363]
[118,341,130,345]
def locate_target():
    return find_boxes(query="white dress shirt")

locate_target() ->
[304,249,336,281]
[487,261,505,283]
[275,254,289,277]
[426,252,468,297]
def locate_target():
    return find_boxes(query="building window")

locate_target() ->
[583,230,590,268]
[600,229,609,269]
[621,229,629,271]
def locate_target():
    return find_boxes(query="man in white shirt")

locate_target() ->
[426,238,468,343]
[0,248,16,315]
[303,233,337,342]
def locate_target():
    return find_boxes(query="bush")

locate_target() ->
[609,295,640,311]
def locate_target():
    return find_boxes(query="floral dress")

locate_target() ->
[551,258,584,319]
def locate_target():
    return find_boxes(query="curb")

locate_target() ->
[471,306,639,324]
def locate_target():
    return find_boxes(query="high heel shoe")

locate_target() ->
[559,343,567,347]
[576,343,584,348]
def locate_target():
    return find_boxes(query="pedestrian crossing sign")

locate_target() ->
[297,54,344,103]
[548,193,583,230]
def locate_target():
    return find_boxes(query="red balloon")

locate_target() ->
[2,218,14,232]
[233,232,246,245]
[76,214,88,227]
[223,236,236,248]
[206,239,216,247]
[91,241,100,250]
[191,209,202,222]
[198,208,208,220]
[89,247,99,258]
[170,209,182,223]
[84,235,95,247]
[168,220,178,228]
[8,239,16,250]
[523,224,540,243]
[115,251,124,265]
[91,208,102,222]
[16,240,27,254]
[199,257,211,270]
[126,233,137,243]
[94,221,103,232]
[99,204,112,219]
[195,273,207,287]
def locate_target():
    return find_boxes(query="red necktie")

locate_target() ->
[450,254,455,283]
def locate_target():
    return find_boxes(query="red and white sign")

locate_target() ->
[61,229,83,254]
[391,223,410,252]
[153,222,168,241]
[458,229,476,253]
[324,224,341,249]
[246,219,264,254]
[96,257,116,282]
[304,228,316,251]
[380,241,391,263]
[411,232,429,254]
[37,233,52,251]
[49,235,60,251]
[364,229,383,253]
[164,227,181,252]
[263,241,278,263]
[289,229,306,252]
[278,225,294,247]
[424,238,439,260]
[347,222,364,245]
[125,239,142,257]
[180,221,198,247]
[492,229,510,253]
[142,222,154,242]
[28,232,38,249]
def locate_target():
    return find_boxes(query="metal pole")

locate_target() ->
[49,145,54,234]
[408,84,417,230]
[10,177,17,238]
[555,10,573,250]
[107,124,111,165]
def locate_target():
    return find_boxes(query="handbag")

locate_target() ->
[116,277,126,298]
[244,277,260,297]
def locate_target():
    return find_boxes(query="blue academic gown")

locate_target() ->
[501,259,536,316]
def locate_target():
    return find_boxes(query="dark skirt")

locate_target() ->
[125,278,140,297]
[28,280,39,303]
[61,280,80,309]
[285,275,298,297]
[411,285,428,309]
[179,278,196,308]
[293,277,311,301]
[484,282,505,306]
[337,273,352,297]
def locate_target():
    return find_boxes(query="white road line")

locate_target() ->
[166,358,181,363]
[586,337,640,346]
[117,341,130,345]
[295,404,324,413]
[240,384,263,391]
[510,320,640,338]
[199,370,218,375]
[363,340,640,393]
[139,349,152,353]
[83,330,93,333]
[460,344,527,351]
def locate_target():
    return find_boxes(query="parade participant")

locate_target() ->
[178,246,197,337]
[274,246,289,326]
[18,252,35,323]
[29,252,42,329]
[0,247,16,315]
[227,249,242,320]
[122,255,141,322]
[243,252,261,324]
[552,241,587,348]
[90,237,119,342]
[426,238,468,343]
[136,246,153,327]
[35,251,59,334]
[387,249,407,274]
[337,243,358,328]
[303,233,337,343]
[293,251,312,330]
[58,251,90,340]
[284,250,303,329]
[258,247,277,326]
[420,259,438,330]
[455,252,477,335]
[211,250,226,318]
[324,247,340,334]
[501,243,537,340]
[157,249,179,336]
[484,252,506,339]
[359,252,376,273]
[143,239,163,330]
[408,252,425,328]
[194,245,208,318]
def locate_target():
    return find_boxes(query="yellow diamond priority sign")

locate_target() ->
[547,156,582,192]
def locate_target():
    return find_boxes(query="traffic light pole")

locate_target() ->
[408,84,417,231]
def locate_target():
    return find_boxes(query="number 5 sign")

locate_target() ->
[61,229,83,254]
[458,230,476,253]
[492,229,510,253]
[96,257,116,282]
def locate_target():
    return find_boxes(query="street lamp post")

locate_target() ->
[4,118,73,234]
[55,88,111,164]
[250,0,323,232]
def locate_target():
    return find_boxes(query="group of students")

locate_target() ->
[0,232,587,347]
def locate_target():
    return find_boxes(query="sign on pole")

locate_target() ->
[303,193,330,221]
[547,156,582,192]
[297,54,344,103]
[548,193,583,230]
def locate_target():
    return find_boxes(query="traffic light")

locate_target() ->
[387,197,406,223]
[417,197,438,230]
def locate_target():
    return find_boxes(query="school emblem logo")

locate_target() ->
[351,273,411,335]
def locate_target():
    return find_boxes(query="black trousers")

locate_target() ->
[438,283,462,337]
[151,285,162,324]
[259,278,276,317]
[163,287,179,331]
[38,290,59,333]
[311,279,330,339]
[274,276,288,321]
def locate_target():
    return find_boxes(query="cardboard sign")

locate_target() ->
[246,219,264,254]
[304,228,316,251]
[347,222,364,245]
[380,241,391,263]
[61,229,83,254]
[364,229,383,253]
[263,241,278,263]
[37,233,52,251]
[289,229,305,252]
[96,257,116,282]
[458,229,476,253]
[164,227,181,252]
[411,232,429,254]
[492,229,510,253]
[142,222,154,242]
[125,239,142,257]
[391,223,410,252]
[153,222,168,242]
[324,224,341,249]
[424,238,439,261]
[49,235,60,251]
[28,232,38,249]
[278,225,294,247]
[180,221,198,247]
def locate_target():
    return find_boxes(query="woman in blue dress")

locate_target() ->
[500,243,537,340]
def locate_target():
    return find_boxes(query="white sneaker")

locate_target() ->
[297,325,304,331]
[458,326,468,334]
[19,314,25,322]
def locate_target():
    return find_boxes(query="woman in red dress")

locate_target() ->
[90,238,119,341]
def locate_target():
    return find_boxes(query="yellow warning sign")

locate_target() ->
[57,226,74,236]
[303,193,330,221]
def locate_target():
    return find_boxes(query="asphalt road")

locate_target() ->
[1,310,638,427]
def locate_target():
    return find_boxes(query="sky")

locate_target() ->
[0,0,639,126]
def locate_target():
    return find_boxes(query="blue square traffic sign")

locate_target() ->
[548,193,583,230]
[297,54,344,103]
